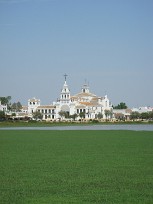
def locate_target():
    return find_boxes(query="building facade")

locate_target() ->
[26,77,113,121]
[53,79,112,120]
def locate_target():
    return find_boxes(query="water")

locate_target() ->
[0,124,153,131]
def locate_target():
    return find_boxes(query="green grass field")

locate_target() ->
[0,130,153,203]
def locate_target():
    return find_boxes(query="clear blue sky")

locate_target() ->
[0,0,153,108]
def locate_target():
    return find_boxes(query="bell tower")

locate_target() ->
[60,74,71,104]
[81,83,90,93]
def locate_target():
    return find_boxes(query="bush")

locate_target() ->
[92,119,99,123]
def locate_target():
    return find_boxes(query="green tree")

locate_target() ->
[79,112,85,119]
[0,96,11,110]
[0,96,11,104]
[130,112,140,120]
[96,113,103,119]
[148,111,153,120]
[11,102,22,112]
[59,111,65,119]
[141,112,149,120]
[0,111,5,120]
[58,111,69,119]
[113,102,128,109]
[70,113,78,121]
[105,109,113,120]
[64,112,69,118]
[32,111,43,120]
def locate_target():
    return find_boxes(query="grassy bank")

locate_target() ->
[0,130,153,203]
[0,120,153,127]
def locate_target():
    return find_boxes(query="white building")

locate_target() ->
[26,76,113,121]
[37,105,56,120]
[113,109,132,121]
[131,107,153,113]
[0,101,7,112]
[21,106,28,114]
[28,98,41,116]
[53,77,112,120]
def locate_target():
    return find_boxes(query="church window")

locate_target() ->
[45,109,47,113]
[33,102,35,105]
[30,102,32,105]
[80,109,82,113]
[52,115,54,119]
[52,109,55,113]
[45,115,47,119]
[49,109,51,113]
[42,110,44,113]
[65,95,66,98]
[77,109,79,114]
[83,109,86,113]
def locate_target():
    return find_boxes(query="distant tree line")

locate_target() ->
[130,111,153,120]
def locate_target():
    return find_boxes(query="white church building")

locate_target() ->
[27,76,113,121]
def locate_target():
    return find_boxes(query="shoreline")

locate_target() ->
[1,124,153,131]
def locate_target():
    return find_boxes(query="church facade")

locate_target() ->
[27,76,113,121]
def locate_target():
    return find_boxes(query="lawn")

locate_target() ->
[0,130,153,203]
